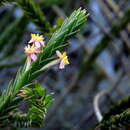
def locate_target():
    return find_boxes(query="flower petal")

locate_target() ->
[35,42,41,48]
[64,56,70,64]
[59,60,65,69]
[35,48,42,54]
[30,53,37,61]
[62,52,67,57]
[40,41,45,47]
[56,50,62,58]
[28,38,34,43]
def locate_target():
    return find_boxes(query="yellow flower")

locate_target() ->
[31,34,44,42]
[24,44,42,62]
[29,33,45,48]
[56,50,70,69]
[25,44,36,54]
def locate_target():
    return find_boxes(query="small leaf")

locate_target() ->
[34,83,46,97]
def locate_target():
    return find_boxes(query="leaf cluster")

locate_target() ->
[5,83,53,128]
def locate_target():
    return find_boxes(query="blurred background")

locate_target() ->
[0,0,130,129]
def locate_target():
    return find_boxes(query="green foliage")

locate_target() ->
[49,17,64,35]
[0,83,51,127]
[40,0,65,7]
[84,0,90,4]
[30,8,89,78]
[0,0,14,6]
[7,83,53,127]
[0,15,27,69]
[103,96,130,121]
[0,8,88,128]
[17,0,50,33]
[0,20,28,63]
[0,8,14,32]
[95,96,130,130]
[1,28,25,61]
[97,109,130,130]
[0,16,27,52]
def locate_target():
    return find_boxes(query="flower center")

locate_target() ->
[25,44,36,54]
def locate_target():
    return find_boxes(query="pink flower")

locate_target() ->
[25,44,42,62]
[56,50,70,69]
[28,33,45,48]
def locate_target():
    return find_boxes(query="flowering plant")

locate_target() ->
[0,6,88,128]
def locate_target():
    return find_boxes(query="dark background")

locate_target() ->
[0,0,130,129]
